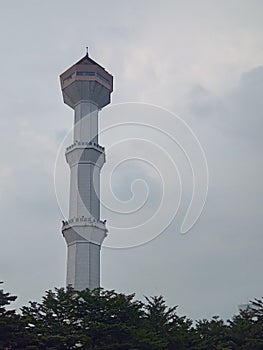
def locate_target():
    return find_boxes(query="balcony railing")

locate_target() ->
[66,141,104,152]
[62,216,107,228]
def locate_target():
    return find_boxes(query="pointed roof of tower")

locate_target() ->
[75,47,105,70]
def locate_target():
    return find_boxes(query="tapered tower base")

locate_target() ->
[62,219,107,290]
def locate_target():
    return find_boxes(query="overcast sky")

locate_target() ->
[0,0,263,321]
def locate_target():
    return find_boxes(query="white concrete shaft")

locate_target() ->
[64,100,106,290]
[67,241,101,290]
[64,223,107,290]
[67,101,104,220]
[74,101,98,143]
[68,159,101,220]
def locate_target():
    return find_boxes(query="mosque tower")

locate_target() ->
[59,49,113,290]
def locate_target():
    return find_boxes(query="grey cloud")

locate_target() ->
[187,66,263,146]
[188,85,225,119]
[226,66,263,143]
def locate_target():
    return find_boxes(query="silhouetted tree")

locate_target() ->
[1,282,263,349]
[228,299,263,350]
[0,282,37,349]
[144,295,199,349]
[21,287,161,349]
[195,316,237,350]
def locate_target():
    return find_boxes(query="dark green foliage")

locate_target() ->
[143,295,198,349]
[196,316,235,350]
[1,282,263,349]
[21,287,147,349]
[0,281,17,348]
[0,282,37,349]
[228,300,263,350]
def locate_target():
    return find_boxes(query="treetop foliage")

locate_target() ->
[0,283,263,349]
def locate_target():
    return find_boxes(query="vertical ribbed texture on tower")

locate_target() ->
[59,51,113,290]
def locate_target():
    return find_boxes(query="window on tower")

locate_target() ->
[76,71,110,84]
[76,72,95,77]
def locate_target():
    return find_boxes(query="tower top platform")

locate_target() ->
[60,50,113,109]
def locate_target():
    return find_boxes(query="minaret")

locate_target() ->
[59,49,113,290]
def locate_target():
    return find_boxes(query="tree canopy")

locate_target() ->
[0,283,263,349]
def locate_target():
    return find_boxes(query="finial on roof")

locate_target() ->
[86,46,89,57]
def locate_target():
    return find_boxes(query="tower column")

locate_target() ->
[74,101,99,143]
[60,50,113,290]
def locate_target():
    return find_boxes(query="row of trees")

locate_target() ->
[1,282,263,349]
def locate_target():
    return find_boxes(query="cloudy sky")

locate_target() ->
[0,0,263,321]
